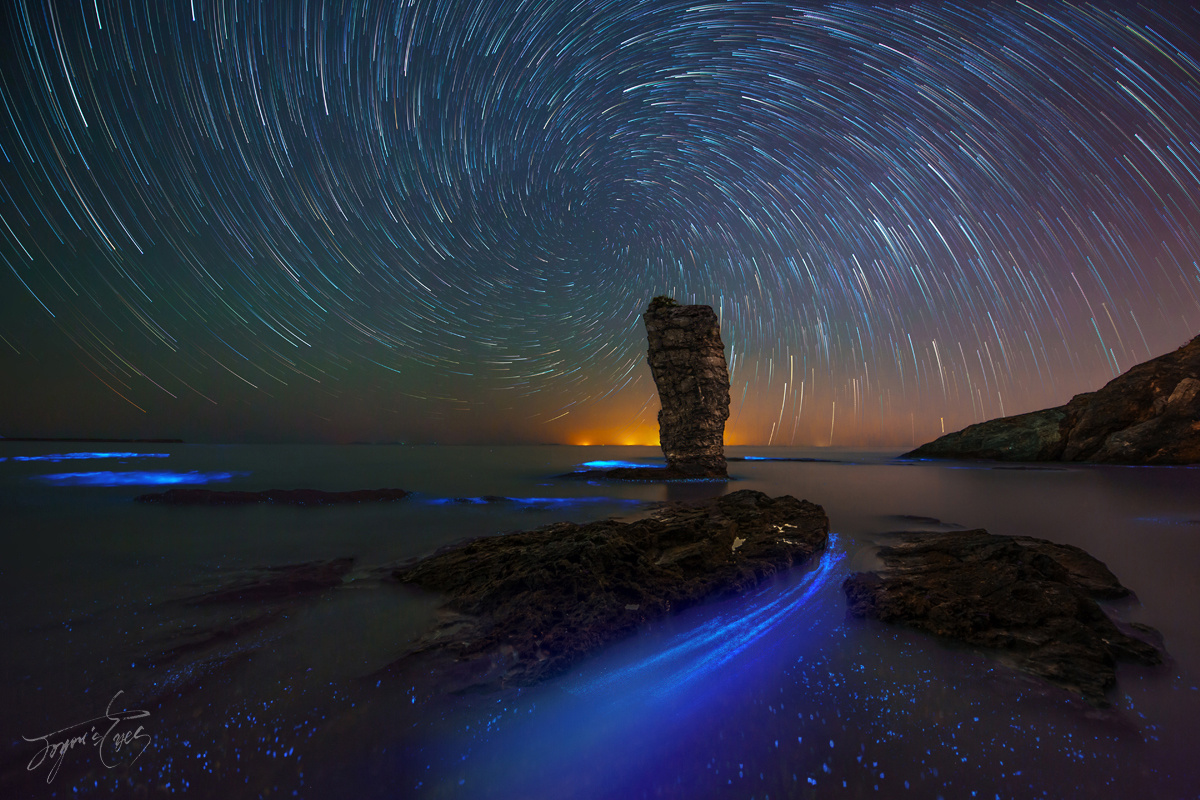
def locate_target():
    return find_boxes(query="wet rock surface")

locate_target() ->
[643,296,731,477]
[906,334,1200,463]
[135,487,411,505]
[391,489,827,688]
[843,530,1162,705]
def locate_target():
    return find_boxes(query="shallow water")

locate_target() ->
[2,444,1198,798]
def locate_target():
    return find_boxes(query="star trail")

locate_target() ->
[2,0,1199,444]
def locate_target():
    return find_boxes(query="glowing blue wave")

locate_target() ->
[568,535,845,701]
[578,460,664,470]
[9,452,170,462]
[33,471,244,487]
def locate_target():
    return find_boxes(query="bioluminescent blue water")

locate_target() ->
[570,535,845,702]
[9,452,171,462]
[578,459,663,470]
[32,470,244,486]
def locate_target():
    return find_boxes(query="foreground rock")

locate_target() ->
[906,334,1200,463]
[644,296,732,477]
[843,530,1162,705]
[393,489,827,687]
[136,487,410,505]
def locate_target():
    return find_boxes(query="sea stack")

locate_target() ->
[643,296,731,478]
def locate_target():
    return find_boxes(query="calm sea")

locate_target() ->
[2,443,1198,798]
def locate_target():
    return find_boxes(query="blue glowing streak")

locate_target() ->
[568,535,845,701]
[33,471,243,486]
[579,460,663,470]
[10,451,170,462]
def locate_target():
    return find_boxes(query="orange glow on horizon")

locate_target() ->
[563,420,762,447]
[566,420,660,446]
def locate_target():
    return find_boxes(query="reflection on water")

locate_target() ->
[8,451,171,462]
[33,470,245,486]
[2,444,1199,797]
[578,459,664,470]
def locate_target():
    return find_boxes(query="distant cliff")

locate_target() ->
[906,334,1200,464]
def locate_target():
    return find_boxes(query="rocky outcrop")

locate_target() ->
[135,487,410,505]
[392,489,827,687]
[906,334,1200,463]
[644,296,731,477]
[843,530,1162,705]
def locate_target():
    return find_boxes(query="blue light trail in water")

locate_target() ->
[569,535,845,702]
[33,471,243,486]
[578,460,664,470]
[10,452,170,462]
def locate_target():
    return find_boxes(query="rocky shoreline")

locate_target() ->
[906,334,1200,464]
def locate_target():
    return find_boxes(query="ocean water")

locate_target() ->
[2,443,1199,798]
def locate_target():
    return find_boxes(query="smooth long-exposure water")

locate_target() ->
[2,444,1198,798]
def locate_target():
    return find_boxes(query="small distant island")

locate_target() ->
[1,436,185,443]
[907,333,1200,464]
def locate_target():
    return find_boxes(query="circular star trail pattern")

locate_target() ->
[2,0,1200,444]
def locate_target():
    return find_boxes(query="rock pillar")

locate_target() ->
[643,297,731,477]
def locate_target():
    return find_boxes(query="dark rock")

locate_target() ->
[885,514,961,528]
[644,296,731,477]
[392,489,827,687]
[843,530,1162,705]
[135,487,410,505]
[906,334,1200,463]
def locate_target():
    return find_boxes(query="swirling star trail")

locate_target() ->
[2,1,1199,445]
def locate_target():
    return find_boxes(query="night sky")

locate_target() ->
[3,1,1199,446]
